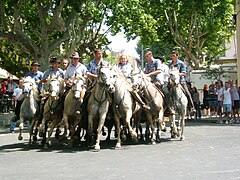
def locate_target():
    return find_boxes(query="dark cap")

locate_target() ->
[49,57,60,63]
[31,62,40,66]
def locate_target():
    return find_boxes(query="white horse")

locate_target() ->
[19,76,40,145]
[132,69,165,144]
[87,63,116,150]
[62,74,86,147]
[110,67,139,148]
[39,75,65,147]
[168,67,188,141]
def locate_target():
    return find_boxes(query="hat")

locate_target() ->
[31,62,40,66]
[71,52,80,59]
[49,57,60,63]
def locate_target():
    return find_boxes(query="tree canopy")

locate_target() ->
[0,0,235,74]
[136,0,235,69]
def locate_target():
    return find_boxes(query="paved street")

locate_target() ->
[0,120,240,180]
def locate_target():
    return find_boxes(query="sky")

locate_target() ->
[107,33,139,58]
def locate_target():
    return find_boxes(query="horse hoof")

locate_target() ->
[33,136,37,141]
[102,132,107,136]
[180,136,185,141]
[94,145,100,150]
[162,127,167,132]
[115,143,121,149]
[151,141,156,145]
[171,134,176,138]
[18,136,23,141]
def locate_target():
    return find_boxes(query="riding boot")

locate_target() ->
[131,91,150,110]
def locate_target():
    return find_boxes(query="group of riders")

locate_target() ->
[10,48,195,135]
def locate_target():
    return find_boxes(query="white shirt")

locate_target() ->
[157,63,169,85]
[223,88,232,105]
[12,87,24,101]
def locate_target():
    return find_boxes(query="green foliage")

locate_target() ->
[201,66,228,82]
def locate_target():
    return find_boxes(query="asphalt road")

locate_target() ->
[0,122,240,180]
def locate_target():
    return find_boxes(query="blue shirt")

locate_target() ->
[168,59,187,83]
[64,63,87,79]
[118,63,132,78]
[24,71,44,91]
[42,67,65,80]
[144,59,162,82]
[87,59,109,75]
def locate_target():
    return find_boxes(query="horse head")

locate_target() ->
[47,75,64,100]
[22,76,36,97]
[97,64,116,93]
[169,67,180,85]
[131,68,146,91]
[69,73,86,100]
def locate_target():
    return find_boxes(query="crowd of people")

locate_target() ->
[196,80,240,124]
[1,48,239,133]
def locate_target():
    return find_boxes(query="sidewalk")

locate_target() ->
[0,112,14,129]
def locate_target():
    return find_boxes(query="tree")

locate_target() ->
[136,0,235,69]
[0,0,156,72]
[201,65,228,82]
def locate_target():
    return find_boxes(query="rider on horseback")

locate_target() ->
[168,50,196,114]
[117,54,150,110]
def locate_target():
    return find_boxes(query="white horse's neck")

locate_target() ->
[94,82,109,103]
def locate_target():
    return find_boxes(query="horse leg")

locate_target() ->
[94,115,107,150]
[114,115,121,148]
[145,112,156,145]
[125,111,137,142]
[28,119,36,145]
[87,114,95,147]
[169,114,178,138]
[62,114,69,139]
[18,116,24,141]
[45,121,57,148]
[179,114,185,141]
[33,119,40,142]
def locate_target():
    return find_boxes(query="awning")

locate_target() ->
[0,67,18,80]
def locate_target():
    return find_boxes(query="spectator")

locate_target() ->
[192,87,201,120]
[202,84,210,117]
[216,80,224,123]
[221,81,234,124]
[10,79,24,132]
[6,77,18,97]
[208,83,217,117]
[229,80,240,123]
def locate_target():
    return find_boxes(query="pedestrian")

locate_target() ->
[6,77,18,97]
[229,80,240,123]
[168,50,196,114]
[202,84,210,117]
[216,80,224,123]
[24,62,43,92]
[192,87,201,120]
[208,83,217,117]
[10,79,24,133]
[221,81,234,124]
